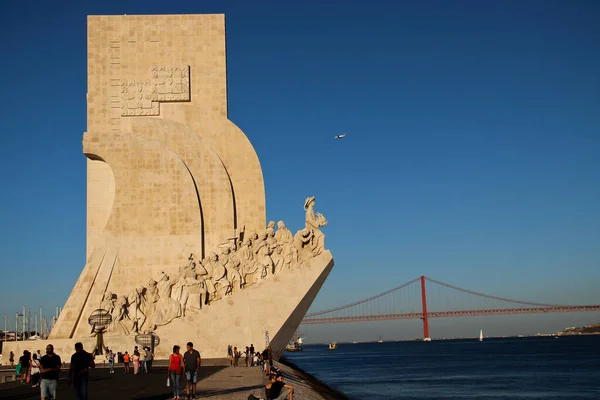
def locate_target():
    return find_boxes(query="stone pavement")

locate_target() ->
[0,361,343,400]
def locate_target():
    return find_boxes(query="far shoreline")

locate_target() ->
[300,333,600,346]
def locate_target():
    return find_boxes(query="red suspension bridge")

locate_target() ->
[300,276,600,340]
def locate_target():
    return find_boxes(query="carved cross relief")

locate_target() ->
[121,65,190,116]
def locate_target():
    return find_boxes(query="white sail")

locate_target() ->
[479,329,483,341]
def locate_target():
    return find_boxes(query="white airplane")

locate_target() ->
[334,133,346,139]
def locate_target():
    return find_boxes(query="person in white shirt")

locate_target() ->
[107,350,115,374]
[30,354,41,387]
[139,347,146,374]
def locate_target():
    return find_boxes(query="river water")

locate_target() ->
[284,335,600,399]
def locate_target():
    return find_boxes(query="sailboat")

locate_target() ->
[479,329,483,342]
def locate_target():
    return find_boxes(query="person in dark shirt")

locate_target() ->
[69,342,95,400]
[267,346,273,368]
[265,373,294,400]
[18,351,31,383]
[40,344,62,400]
[261,349,270,374]
[145,347,155,373]
[183,342,201,400]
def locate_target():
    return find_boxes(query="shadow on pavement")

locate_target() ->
[0,366,225,400]
[195,384,265,398]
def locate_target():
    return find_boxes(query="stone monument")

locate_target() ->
[2,14,334,360]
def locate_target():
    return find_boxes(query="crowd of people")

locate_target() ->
[226,343,268,368]
[225,344,295,400]
[8,341,294,400]
[106,345,155,374]
[10,343,90,400]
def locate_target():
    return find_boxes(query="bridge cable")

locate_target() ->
[305,277,421,317]
[424,276,565,307]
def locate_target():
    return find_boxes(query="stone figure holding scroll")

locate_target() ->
[304,196,328,256]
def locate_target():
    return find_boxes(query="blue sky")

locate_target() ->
[0,0,599,343]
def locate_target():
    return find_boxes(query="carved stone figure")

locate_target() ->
[254,232,274,279]
[274,221,293,244]
[274,220,298,271]
[238,240,258,286]
[294,228,315,261]
[107,295,130,336]
[266,221,276,237]
[101,291,115,315]
[191,269,209,310]
[204,252,232,301]
[221,247,243,290]
[304,196,328,256]
[173,261,207,315]
[127,287,146,334]
[153,272,181,326]
[142,279,159,332]
[271,245,285,274]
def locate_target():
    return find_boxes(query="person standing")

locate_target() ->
[249,344,255,365]
[9,351,14,367]
[139,346,146,374]
[227,345,233,366]
[19,350,31,384]
[146,347,154,373]
[168,345,184,400]
[233,347,240,367]
[183,342,201,400]
[267,346,273,368]
[30,354,41,388]
[69,342,95,400]
[39,344,61,400]
[122,352,131,374]
[133,351,140,375]
[107,350,115,374]
[262,348,270,374]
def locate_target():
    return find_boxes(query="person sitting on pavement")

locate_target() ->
[265,372,294,400]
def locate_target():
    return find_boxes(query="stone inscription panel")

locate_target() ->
[121,79,159,116]
[153,65,190,102]
[121,65,190,116]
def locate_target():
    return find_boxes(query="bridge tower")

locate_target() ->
[420,276,431,341]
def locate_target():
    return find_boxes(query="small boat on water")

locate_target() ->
[328,342,337,350]
[479,329,484,342]
[286,336,304,352]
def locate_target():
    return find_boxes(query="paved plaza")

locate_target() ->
[0,361,344,400]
